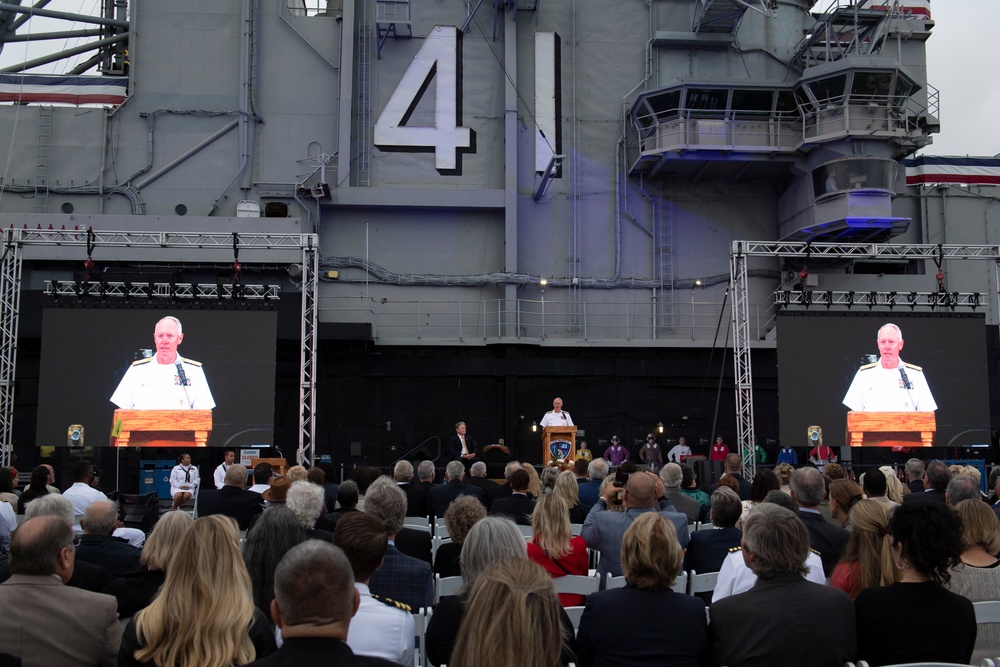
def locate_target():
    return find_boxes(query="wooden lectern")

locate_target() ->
[542,426,577,464]
[846,411,936,448]
[111,409,212,448]
[250,457,288,477]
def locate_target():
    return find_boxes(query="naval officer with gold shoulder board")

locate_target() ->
[110,316,216,410]
[842,323,936,412]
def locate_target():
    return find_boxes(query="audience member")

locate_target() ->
[316,462,340,512]
[904,458,925,494]
[861,468,897,510]
[577,459,607,510]
[261,475,291,507]
[330,479,361,525]
[582,470,689,583]
[334,513,414,666]
[713,454,751,500]
[244,506,306,624]
[902,459,949,504]
[528,494,588,607]
[285,465,308,484]
[374,476,432,564]
[879,465,908,503]
[708,505,856,667]
[824,462,845,480]
[946,474,981,507]
[830,499,897,600]
[679,463,710,521]
[76,500,141,582]
[659,463,700,523]
[774,462,794,495]
[490,468,535,525]
[854,501,975,666]
[103,511,193,618]
[451,558,567,667]
[737,468,779,527]
[828,478,862,530]
[425,517,527,666]
[62,460,107,515]
[244,540,396,667]
[119,515,275,667]
[430,461,484,518]
[573,458,589,482]
[683,487,742,576]
[578,512,706,667]
[351,466,383,511]
[249,462,273,494]
[524,464,544,498]
[365,479,433,610]
[0,516,122,667]
[945,499,1000,664]
[464,461,494,496]
[540,465,560,494]
[484,460,522,511]
[0,468,16,506]
[287,480,334,541]
[197,463,262,529]
[433,495,485,577]
[553,470,588,524]
[789,466,849,577]
[15,466,49,514]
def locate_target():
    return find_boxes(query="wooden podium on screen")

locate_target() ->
[846,411,936,448]
[542,426,577,464]
[111,409,212,448]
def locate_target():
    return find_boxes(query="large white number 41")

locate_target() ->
[374,26,475,174]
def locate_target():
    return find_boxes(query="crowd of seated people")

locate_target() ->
[0,453,998,666]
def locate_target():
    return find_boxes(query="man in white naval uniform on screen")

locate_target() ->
[110,316,216,410]
[842,323,937,412]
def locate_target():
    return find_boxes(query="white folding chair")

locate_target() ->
[413,606,430,667]
[563,606,585,634]
[687,570,719,597]
[434,518,449,540]
[605,573,626,590]
[671,570,687,594]
[569,522,584,536]
[404,516,432,531]
[696,521,717,531]
[434,574,463,604]
[553,574,600,597]
[431,535,451,563]
[517,524,534,540]
[975,600,1000,623]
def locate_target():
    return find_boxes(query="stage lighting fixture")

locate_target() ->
[657,422,664,434]
[531,421,538,433]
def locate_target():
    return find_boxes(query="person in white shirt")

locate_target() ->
[214,449,238,489]
[667,436,692,463]
[169,453,200,509]
[62,460,145,547]
[540,397,573,428]
[842,323,937,412]
[248,461,273,494]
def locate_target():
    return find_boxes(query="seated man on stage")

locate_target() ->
[842,322,936,412]
[449,421,477,467]
[110,316,215,411]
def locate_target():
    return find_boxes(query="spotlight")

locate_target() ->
[531,421,538,433]
[657,422,664,434]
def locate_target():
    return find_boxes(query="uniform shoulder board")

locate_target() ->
[809,548,821,557]
[728,545,743,553]
[180,357,203,367]
[902,361,923,371]
[131,357,153,366]
[371,594,411,612]
[859,361,878,370]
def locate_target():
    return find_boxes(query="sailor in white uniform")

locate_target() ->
[110,316,216,410]
[842,323,937,412]
[540,396,574,428]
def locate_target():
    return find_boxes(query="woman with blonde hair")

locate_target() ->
[524,463,543,498]
[553,470,588,524]
[774,462,794,494]
[119,515,276,667]
[828,478,863,529]
[576,512,707,666]
[103,511,193,619]
[878,465,908,503]
[450,558,565,667]
[946,499,1000,663]
[528,494,589,607]
[830,499,898,600]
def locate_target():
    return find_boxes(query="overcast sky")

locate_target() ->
[0,1,990,157]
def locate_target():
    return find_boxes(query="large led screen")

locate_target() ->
[36,307,277,449]
[776,313,990,451]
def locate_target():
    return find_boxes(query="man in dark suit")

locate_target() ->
[905,458,926,494]
[0,516,123,667]
[682,486,743,575]
[708,504,856,667]
[577,458,607,510]
[710,454,752,500]
[903,460,950,505]
[489,469,535,525]
[245,539,396,667]
[393,460,423,518]
[197,464,263,529]
[75,500,141,583]
[484,460,522,512]
[464,462,495,496]
[407,461,435,518]
[448,421,478,468]
[429,461,484,518]
[790,467,849,578]
[364,479,433,610]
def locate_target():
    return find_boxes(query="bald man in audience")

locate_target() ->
[708,504,856,667]
[245,540,395,667]
[659,463,701,523]
[196,463,262,529]
[582,469,689,584]
[946,475,981,507]
[0,516,122,667]
[75,500,141,582]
